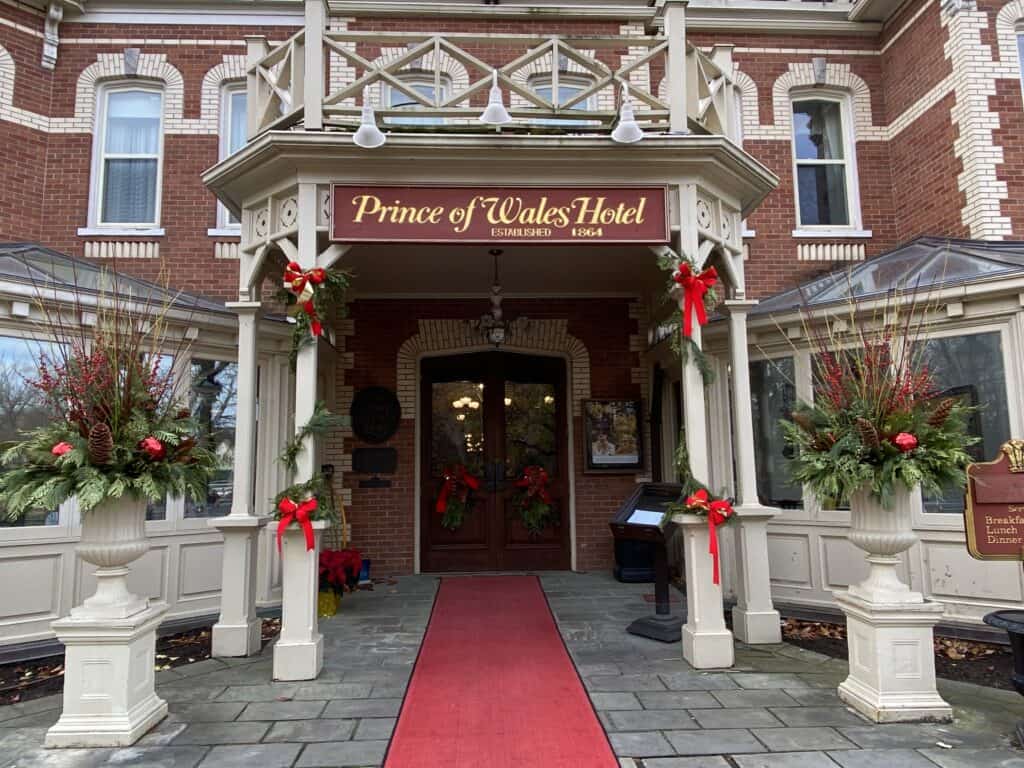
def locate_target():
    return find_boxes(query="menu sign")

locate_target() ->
[964,440,1024,560]
[331,185,669,244]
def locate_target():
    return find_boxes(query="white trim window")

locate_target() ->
[90,84,164,229]
[384,72,450,126]
[529,73,595,126]
[790,94,862,232]
[215,84,247,231]
[1017,33,1024,101]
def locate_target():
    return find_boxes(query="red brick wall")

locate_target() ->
[338,297,642,575]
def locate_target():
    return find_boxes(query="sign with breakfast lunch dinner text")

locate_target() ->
[964,440,1024,561]
[330,185,669,244]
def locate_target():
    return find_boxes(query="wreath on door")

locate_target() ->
[435,464,481,531]
[514,465,558,537]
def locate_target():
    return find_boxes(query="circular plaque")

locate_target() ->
[350,386,402,444]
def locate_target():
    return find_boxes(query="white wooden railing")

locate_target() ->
[245,0,735,141]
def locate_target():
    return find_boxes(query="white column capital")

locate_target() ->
[732,503,781,522]
[226,300,263,314]
[723,299,759,314]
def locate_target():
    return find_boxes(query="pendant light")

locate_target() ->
[353,90,386,148]
[479,69,512,126]
[611,83,643,144]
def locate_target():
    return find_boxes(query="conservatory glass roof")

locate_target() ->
[0,243,229,314]
[752,237,1024,316]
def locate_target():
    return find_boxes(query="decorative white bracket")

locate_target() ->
[42,1,63,70]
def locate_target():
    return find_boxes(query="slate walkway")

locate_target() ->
[1,571,1022,767]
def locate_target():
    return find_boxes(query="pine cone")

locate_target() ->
[791,411,817,436]
[927,397,956,428]
[88,423,114,465]
[856,417,881,450]
[811,433,836,452]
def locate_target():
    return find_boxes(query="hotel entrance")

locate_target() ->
[420,352,570,572]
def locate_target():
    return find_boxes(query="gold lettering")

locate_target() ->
[351,194,383,223]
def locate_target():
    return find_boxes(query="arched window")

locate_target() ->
[91,84,164,229]
[790,93,862,232]
[384,72,450,125]
[529,73,595,126]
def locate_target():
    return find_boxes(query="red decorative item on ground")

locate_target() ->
[283,261,327,337]
[319,547,362,593]
[684,488,735,586]
[673,262,718,339]
[276,496,318,552]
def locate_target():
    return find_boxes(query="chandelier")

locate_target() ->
[471,249,526,347]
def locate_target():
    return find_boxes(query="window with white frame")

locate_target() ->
[749,357,803,509]
[217,84,247,229]
[791,95,859,230]
[918,331,1011,514]
[529,73,595,126]
[0,336,63,527]
[185,358,237,519]
[385,72,450,125]
[92,85,164,228]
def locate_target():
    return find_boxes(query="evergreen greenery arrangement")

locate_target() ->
[0,276,216,520]
[782,294,976,508]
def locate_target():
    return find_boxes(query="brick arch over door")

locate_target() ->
[395,318,591,418]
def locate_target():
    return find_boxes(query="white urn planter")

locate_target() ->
[46,496,168,748]
[836,484,952,723]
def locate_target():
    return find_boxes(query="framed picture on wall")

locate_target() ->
[583,399,643,473]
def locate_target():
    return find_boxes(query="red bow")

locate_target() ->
[515,465,552,507]
[435,464,481,514]
[684,489,734,585]
[277,496,318,553]
[674,263,718,339]
[283,261,327,337]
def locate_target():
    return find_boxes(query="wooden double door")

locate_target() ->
[420,352,570,572]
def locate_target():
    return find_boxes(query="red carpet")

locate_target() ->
[384,575,618,768]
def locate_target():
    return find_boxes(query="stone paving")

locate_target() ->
[1,571,1022,767]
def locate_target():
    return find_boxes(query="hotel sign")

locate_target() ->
[964,440,1024,560]
[330,185,669,244]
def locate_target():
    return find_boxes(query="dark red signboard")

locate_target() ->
[964,440,1024,560]
[331,185,669,244]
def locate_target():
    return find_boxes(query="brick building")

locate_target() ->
[0,0,1022,651]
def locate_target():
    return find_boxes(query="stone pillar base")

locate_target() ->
[836,591,952,723]
[732,607,783,645]
[273,636,324,681]
[46,603,168,748]
[212,618,263,658]
[682,625,734,669]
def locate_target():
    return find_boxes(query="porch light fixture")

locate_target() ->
[611,84,643,144]
[353,90,386,149]
[479,69,512,126]
[474,249,508,346]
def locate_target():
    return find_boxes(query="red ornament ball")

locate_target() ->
[139,436,166,460]
[893,432,918,453]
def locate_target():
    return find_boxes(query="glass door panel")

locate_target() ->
[430,380,486,479]
[503,381,557,479]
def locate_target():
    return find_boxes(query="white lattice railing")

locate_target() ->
[246,0,734,140]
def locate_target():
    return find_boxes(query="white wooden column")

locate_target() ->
[725,299,782,645]
[664,0,688,134]
[211,301,267,658]
[302,0,327,131]
[675,183,734,668]
[273,182,324,681]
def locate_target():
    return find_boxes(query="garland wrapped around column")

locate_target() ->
[279,261,352,368]
[655,251,719,386]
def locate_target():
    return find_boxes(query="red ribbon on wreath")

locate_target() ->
[283,261,327,337]
[277,496,318,553]
[515,465,552,508]
[435,464,481,515]
[684,489,734,586]
[673,263,718,339]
